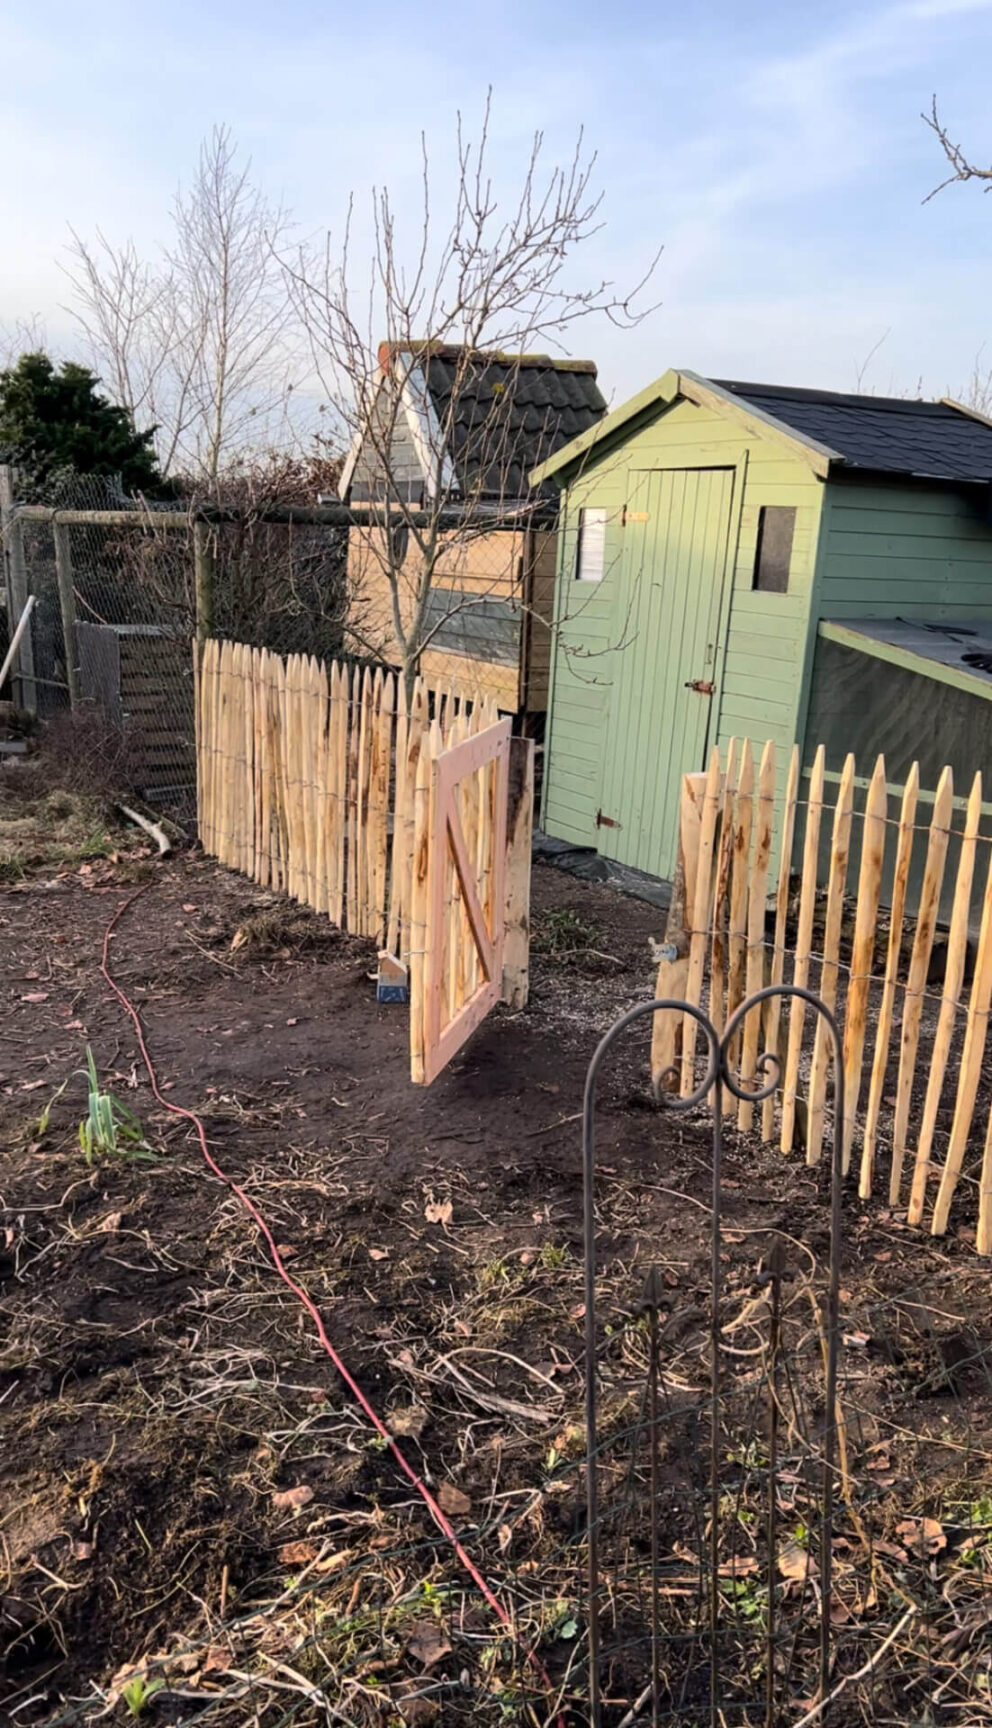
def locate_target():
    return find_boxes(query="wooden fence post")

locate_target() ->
[681,748,723,1097]
[932,842,992,1235]
[651,770,705,1092]
[738,741,775,1131]
[806,754,855,1166]
[194,521,215,643]
[909,771,982,1225]
[889,766,954,1205]
[781,746,826,1155]
[840,755,887,1171]
[502,735,535,1010]
[710,738,740,1039]
[761,745,799,1143]
[860,765,919,1198]
[52,519,81,709]
[0,469,36,713]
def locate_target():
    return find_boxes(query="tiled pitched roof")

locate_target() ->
[419,348,607,498]
[715,380,992,482]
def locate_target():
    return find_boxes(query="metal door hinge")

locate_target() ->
[596,810,621,829]
[684,679,716,695]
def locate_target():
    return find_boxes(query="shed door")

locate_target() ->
[598,467,734,876]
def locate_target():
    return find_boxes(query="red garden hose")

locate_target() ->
[99,884,560,1716]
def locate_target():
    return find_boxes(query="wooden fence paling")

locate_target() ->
[738,741,775,1131]
[932,846,992,1234]
[761,746,799,1142]
[372,672,394,942]
[402,685,428,963]
[725,739,755,1103]
[409,722,434,1085]
[806,754,855,1166]
[978,1106,992,1256]
[781,745,826,1154]
[196,639,212,854]
[889,765,954,1206]
[259,650,274,888]
[241,643,254,877]
[681,749,723,1097]
[272,651,290,892]
[840,755,887,1172]
[908,771,983,1225]
[710,738,739,1039]
[651,771,705,1091]
[502,737,535,1009]
[386,678,409,957]
[216,640,232,867]
[345,667,359,932]
[860,765,920,1198]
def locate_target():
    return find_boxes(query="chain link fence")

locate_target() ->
[1,469,348,814]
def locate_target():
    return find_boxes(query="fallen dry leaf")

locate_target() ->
[315,1548,353,1574]
[277,1540,319,1566]
[21,991,48,1003]
[229,927,248,952]
[778,1541,818,1582]
[406,1619,452,1668]
[896,1516,946,1557]
[271,1485,314,1511]
[498,1523,513,1553]
[718,1555,760,1578]
[390,1404,429,1439]
[424,1198,453,1227]
[369,1246,390,1261]
[398,1699,439,1726]
[437,1482,472,1518]
[96,1212,123,1234]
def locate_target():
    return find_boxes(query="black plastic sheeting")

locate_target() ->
[533,830,672,913]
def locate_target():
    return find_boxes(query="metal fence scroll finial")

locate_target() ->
[581,984,844,1728]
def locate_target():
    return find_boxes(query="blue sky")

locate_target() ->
[1,0,991,413]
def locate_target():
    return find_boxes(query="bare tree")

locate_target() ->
[66,127,309,481]
[285,100,658,700]
[0,315,49,372]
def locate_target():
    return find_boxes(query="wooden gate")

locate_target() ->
[410,716,512,1085]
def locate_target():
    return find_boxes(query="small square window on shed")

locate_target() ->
[575,506,607,582]
[752,505,796,593]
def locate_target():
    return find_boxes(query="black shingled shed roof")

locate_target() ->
[715,380,992,483]
[421,349,607,497]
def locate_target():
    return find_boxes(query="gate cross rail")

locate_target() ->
[581,985,844,1728]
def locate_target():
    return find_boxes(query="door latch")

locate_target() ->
[684,679,716,695]
[595,810,621,829]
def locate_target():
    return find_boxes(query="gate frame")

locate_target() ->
[419,717,512,1085]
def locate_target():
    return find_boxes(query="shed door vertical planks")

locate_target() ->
[598,468,735,876]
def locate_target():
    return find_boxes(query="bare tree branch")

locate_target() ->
[283,98,660,700]
[924,96,992,202]
[64,127,312,481]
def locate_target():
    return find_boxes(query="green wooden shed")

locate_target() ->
[531,370,992,880]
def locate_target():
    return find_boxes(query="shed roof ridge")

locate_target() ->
[715,379,963,417]
[380,341,598,374]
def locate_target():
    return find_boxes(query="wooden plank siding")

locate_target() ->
[812,478,992,623]
[541,396,824,871]
[346,524,555,712]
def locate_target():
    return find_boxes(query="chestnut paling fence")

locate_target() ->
[654,738,992,1250]
[194,639,532,1084]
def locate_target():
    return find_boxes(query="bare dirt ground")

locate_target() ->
[2,782,992,1726]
